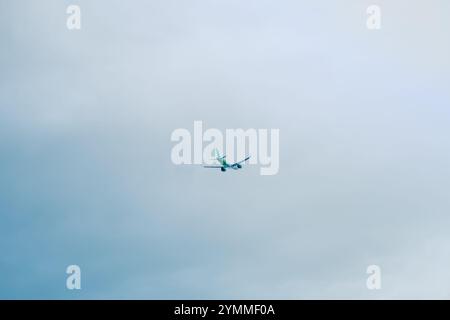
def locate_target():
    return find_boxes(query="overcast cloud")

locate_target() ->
[1,0,450,299]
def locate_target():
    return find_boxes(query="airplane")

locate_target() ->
[204,149,250,172]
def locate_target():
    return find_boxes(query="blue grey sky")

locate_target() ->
[1,0,450,299]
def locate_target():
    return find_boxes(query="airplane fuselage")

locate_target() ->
[220,160,242,171]
[204,149,249,172]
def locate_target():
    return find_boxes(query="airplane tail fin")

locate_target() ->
[212,148,224,160]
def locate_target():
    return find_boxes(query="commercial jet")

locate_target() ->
[204,149,250,172]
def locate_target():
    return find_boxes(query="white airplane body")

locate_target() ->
[204,149,250,172]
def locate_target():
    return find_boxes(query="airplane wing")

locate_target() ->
[232,156,251,166]
[203,165,223,168]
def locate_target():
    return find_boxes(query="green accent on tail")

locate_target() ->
[212,148,227,166]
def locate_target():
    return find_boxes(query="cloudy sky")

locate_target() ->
[1,0,449,299]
